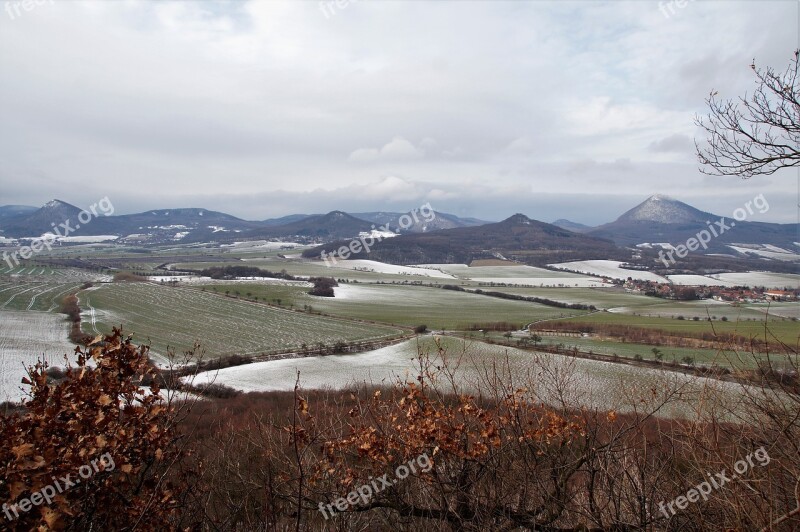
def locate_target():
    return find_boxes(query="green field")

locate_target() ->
[79,282,406,360]
[480,286,675,309]
[534,335,775,369]
[459,329,783,369]
[554,311,799,347]
[0,267,105,312]
[196,282,589,329]
[0,281,83,312]
[608,301,775,321]
[5,250,796,375]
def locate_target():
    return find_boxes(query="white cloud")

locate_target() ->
[347,148,380,163]
[0,0,794,222]
[360,175,422,201]
[349,136,424,163]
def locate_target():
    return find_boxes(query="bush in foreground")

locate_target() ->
[0,329,197,530]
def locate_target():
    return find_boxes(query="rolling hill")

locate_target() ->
[304,214,625,266]
[240,211,374,241]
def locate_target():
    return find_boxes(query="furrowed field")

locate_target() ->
[79,282,406,360]
[0,266,103,312]
[197,282,590,329]
[0,280,84,312]
[0,311,76,403]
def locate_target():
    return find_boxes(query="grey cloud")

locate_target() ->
[0,0,795,224]
[648,133,693,153]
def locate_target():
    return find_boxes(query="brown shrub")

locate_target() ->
[0,329,200,530]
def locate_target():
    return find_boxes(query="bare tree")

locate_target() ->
[696,50,800,177]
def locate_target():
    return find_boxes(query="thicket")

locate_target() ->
[2,330,798,530]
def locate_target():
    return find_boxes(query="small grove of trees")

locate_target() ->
[673,287,699,301]
[473,289,597,310]
[112,271,145,282]
[466,321,519,332]
[59,293,92,344]
[308,277,338,297]
[199,265,297,281]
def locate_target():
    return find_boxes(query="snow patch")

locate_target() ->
[332,260,456,278]
[550,260,668,283]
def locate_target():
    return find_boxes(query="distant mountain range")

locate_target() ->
[0,201,489,244]
[0,205,37,221]
[304,214,624,266]
[1,196,797,265]
[254,210,485,236]
[352,211,487,233]
[241,211,374,241]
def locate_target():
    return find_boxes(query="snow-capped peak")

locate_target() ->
[43,199,68,209]
[617,195,706,224]
[648,194,674,202]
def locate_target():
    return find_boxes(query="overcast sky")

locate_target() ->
[0,0,797,224]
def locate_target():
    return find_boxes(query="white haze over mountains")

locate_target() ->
[0,1,797,224]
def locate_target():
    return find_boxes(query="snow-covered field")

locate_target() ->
[358,229,397,239]
[53,235,119,243]
[707,272,800,289]
[667,275,736,286]
[332,260,456,279]
[191,340,419,392]
[415,264,609,286]
[636,242,676,251]
[747,303,800,319]
[221,240,303,251]
[550,260,668,283]
[469,276,610,287]
[191,337,761,418]
[0,311,76,403]
[147,275,214,283]
[729,244,800,262]
[146,275,311,286]
[465,277,608,287]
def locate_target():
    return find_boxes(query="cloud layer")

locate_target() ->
[0,0,796,224]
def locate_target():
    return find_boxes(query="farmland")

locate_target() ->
[417,263,608,286]
[79,282,406,361]
[552,311,799,346]
[169,258,609,286]
[472,286,659,309]
[0,266,107,312]
[0,279,85,312]
[549,260,669,282]
[500,333,775,369]
[196,282,590,329]
[1,248,797,403]
[192,335,766,419]
[0,310,76,403]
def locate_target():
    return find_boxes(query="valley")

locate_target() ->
[0,218,796,405]
[2,6,798,528]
